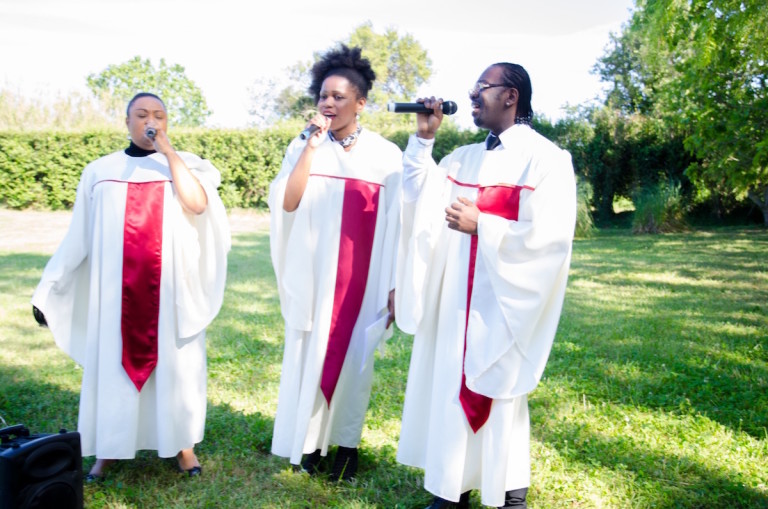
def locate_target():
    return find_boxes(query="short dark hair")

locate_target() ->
[493,63,533,123]
[126,92,166,116]
[308,45,376,103]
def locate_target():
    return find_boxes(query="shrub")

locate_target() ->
[575,177,597,238]
[632,179,688,233]
[0,126,492,211]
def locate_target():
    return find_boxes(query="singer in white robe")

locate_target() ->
[396,122,576,506]
[31,148,230,461]
[269,128,402,465]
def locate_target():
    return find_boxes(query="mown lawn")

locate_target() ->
[1,223,766,508]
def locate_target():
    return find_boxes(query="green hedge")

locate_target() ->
[0,126,488,210]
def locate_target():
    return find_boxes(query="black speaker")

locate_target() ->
[0,425,82,509]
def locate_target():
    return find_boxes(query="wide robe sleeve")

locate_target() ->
[268,138,315,332]
[30,172,93,366]
[395,136,450,335]
[171,154,231,339]
[465,147,576,400]
[378,149,403,303]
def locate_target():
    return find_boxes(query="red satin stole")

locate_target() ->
[121,181,166,392]
[320,178,381,406]
[459,183,525,432]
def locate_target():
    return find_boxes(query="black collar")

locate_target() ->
[125,141,157,157]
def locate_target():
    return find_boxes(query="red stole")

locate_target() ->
[121,181,166,392]
[459,183,524,432]
[320,178,381,406]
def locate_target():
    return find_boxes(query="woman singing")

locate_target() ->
[268,45,402,481]
[32,92,230,481]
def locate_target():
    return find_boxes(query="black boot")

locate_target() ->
[425,492,470,509]
[329,446,358,481]
[300,449,323,475]
[498,487,528,508]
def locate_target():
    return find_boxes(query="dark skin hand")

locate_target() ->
[445,196,480,235]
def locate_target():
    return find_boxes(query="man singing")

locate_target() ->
[395,63,576,508]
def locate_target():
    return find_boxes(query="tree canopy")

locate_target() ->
[594,0,768,224]
[87,56,212,127]
[250,22,433,131]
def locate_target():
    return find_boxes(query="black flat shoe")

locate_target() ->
[180,465,202,477]
[329,446,358,482]
[300,449,323,475]
[84,473,104,484]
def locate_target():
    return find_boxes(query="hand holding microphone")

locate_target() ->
[145,124,170,154]
[299,114,332,145]
[392,97,454,139]
[299,124,320,140]
[387,100,457,115]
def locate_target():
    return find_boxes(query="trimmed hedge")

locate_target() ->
[0,126,488,210]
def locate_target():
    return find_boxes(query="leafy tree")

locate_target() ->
[347,21,432,111]
[250,22,433,132]
[598,0,768,225]
[248,63,314,127]
[543,103,693,223]
[594,29,656,115]
[87,56,211,127]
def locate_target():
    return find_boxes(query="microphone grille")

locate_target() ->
[442,101,458,115]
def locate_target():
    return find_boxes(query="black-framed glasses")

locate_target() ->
[469,82,507,97]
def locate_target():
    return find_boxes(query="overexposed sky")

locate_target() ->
[0,0,634,129]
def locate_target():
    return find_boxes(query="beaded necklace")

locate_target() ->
[329,124,362,148]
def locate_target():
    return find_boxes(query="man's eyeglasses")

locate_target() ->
[469,82,507,97]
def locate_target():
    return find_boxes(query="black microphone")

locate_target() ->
[299,124,321,140]
[387,101,458,115]
[146,127,157,139]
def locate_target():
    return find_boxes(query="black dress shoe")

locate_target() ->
[498,487,527,508]
[425,492,470,509]
[300,449,323,475]
[328,446,358,481]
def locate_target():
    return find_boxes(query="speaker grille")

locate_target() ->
[0,426,82,509]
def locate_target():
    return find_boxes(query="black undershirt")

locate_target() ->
[125,141,157,157]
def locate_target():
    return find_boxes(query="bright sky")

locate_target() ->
[0,0,634,129]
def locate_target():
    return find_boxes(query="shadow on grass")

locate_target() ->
[538,421,768,508]
[531,228,768,507]
[551,229,768,438]
[0,363,80,433]
[0,370,427,509]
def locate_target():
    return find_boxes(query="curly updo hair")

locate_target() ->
[308,44,376,103]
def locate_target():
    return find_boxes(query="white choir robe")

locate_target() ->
[269,129,402,465]
[31,150,230,459]
[396,125,576,507]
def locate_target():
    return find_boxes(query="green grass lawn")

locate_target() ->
[1,224,766,508]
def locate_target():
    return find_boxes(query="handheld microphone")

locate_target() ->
[299,124,321,140]
[387,101,458,115]
[145,127,157,139]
